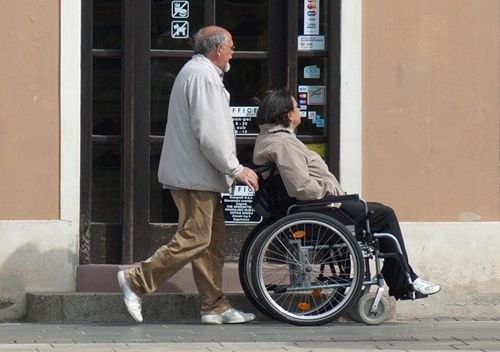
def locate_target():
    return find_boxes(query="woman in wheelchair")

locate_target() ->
[252,88,440,300]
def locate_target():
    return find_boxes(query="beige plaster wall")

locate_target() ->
[0,0,60,220]
[362,0,500,221]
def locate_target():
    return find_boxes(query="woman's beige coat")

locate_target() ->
[253,123,344,200]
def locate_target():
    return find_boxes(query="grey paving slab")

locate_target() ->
[0,320,499,351]
[0,343,381,352]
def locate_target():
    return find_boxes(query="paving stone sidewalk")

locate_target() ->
[0,318,499,351]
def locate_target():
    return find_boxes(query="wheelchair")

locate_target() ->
[238,163,418,326]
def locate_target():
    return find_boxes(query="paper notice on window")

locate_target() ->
[307,86,326,105]
[304,65,320,79]
[298,36,325,51]
[304,0,320,35]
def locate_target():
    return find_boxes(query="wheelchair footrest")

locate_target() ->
[399,290,428,301]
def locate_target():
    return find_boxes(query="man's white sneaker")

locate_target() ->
[117,271,143,323]
[201,309,255,325]
[413,278,441,295]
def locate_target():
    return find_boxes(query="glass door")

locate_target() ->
[80,0,340,264]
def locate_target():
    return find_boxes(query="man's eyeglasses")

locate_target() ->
[220,43,236,51]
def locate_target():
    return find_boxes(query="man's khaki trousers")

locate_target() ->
[126,189,232,315]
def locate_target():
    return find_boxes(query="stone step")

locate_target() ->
[27,264,397,323]
[27,263,263,323]
[26,291,396,324]
[26,292,266,323]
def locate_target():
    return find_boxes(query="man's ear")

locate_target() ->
[216,44,223,56]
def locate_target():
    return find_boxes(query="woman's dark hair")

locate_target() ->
[256,88,294,126]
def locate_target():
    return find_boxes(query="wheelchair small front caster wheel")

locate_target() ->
[357,292,390,325]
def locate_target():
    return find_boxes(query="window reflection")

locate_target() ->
[150,57,190,135]
[225,59,269,135]
[237,144,255,167]
[93,0,122,49]
[225,59,269,106]
[92,144,122,222]
[93,58,122,135]
[216,0,269,51]
[150,144,179,223]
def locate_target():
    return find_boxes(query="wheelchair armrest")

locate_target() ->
[287,194,360,216]
[295,194,360,207]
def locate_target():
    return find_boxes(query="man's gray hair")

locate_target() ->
[193,27,228,55]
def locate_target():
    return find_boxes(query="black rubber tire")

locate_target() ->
[345,299,362,322]
[238,218,277,320]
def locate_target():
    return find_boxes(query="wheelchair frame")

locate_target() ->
[238,163,417,326]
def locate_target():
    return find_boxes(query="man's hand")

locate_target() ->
[236,167,259,191]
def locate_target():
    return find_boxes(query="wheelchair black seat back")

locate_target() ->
[251,162,295,220]
[252,162,359,233]
[238,162,416,326]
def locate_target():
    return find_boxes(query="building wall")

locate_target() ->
[362,0,500,222]
[0,0,61,220]
[0,0,80,321]
[353,0,500,318]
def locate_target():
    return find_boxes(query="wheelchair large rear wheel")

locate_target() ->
[238,218,277,320]
[251,212,364,326]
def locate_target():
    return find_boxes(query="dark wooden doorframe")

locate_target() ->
[122,0,151,264]
[79,0,92,265]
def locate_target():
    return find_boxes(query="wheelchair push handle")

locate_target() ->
[252,162,276,176]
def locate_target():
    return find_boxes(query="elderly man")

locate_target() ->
[117,26,259,325]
